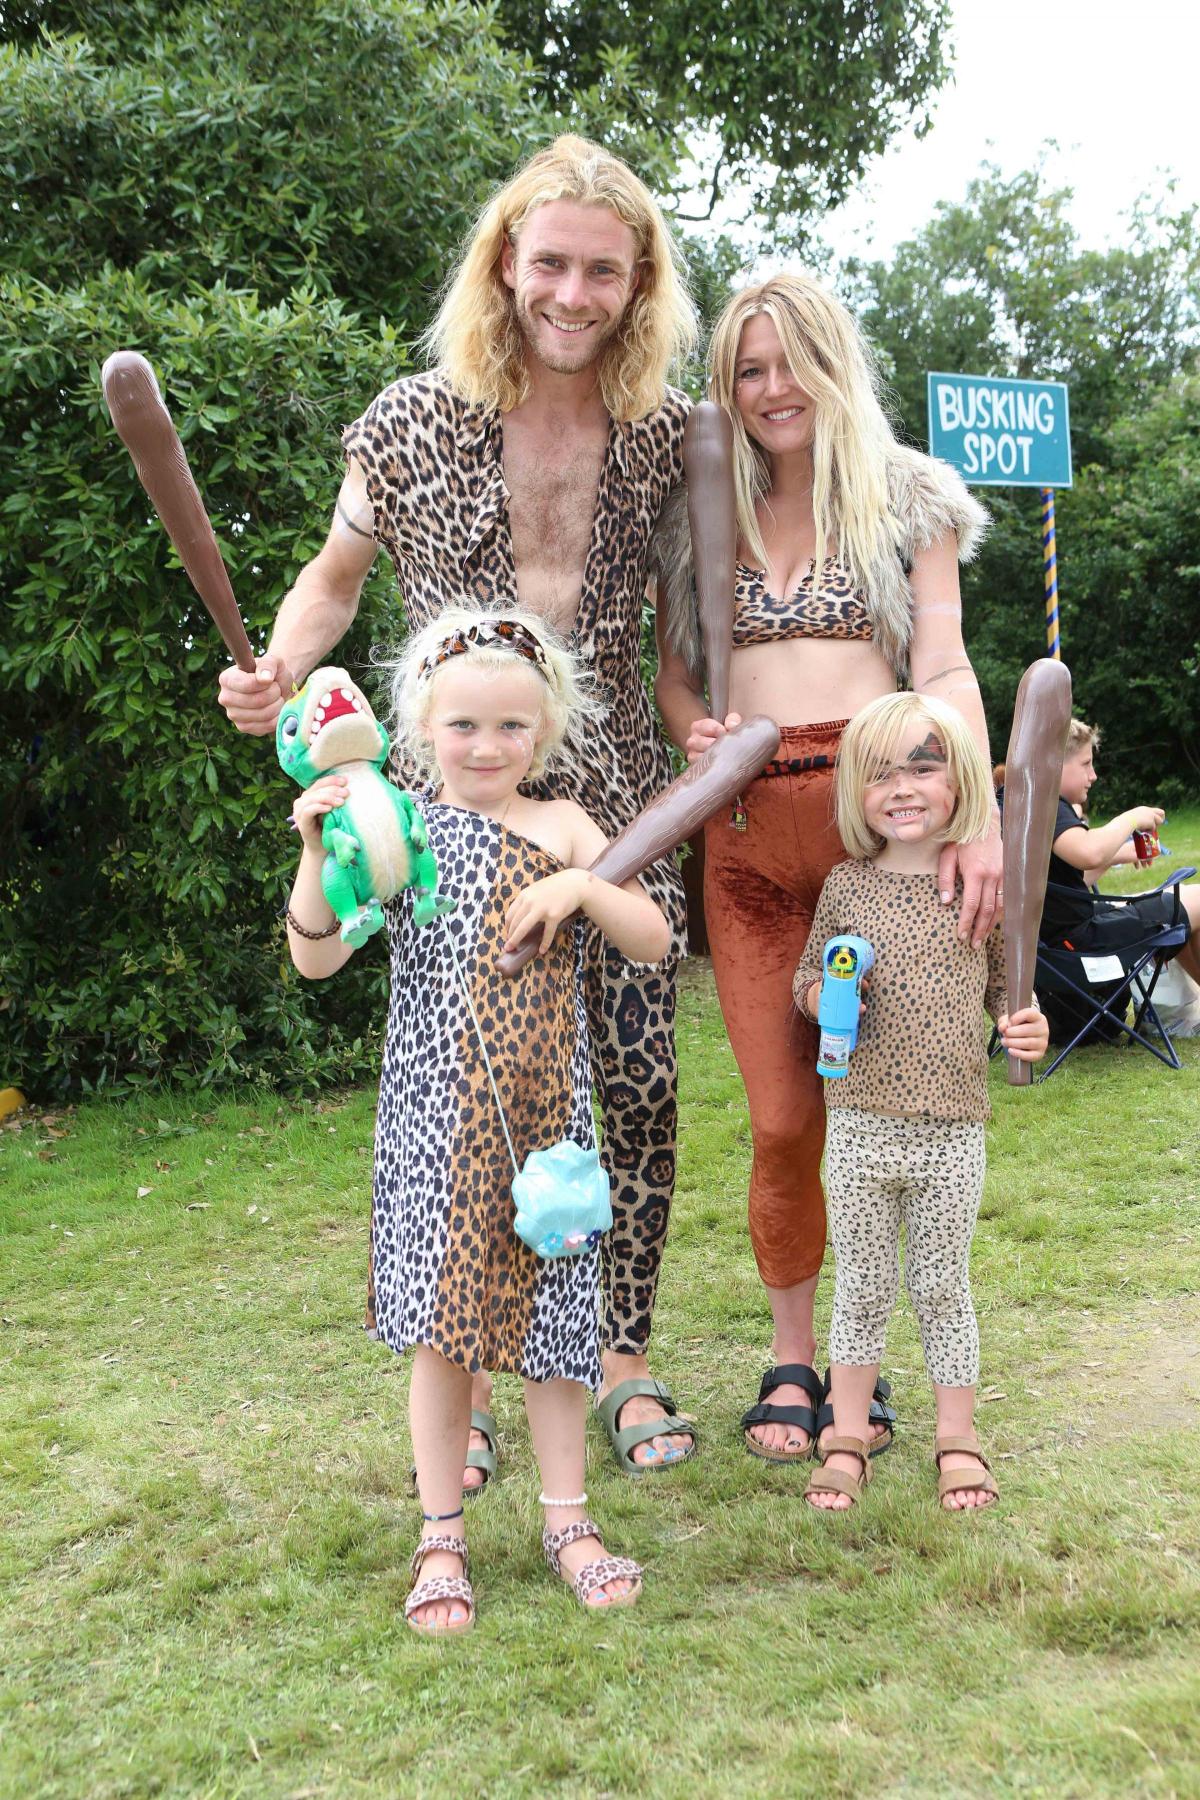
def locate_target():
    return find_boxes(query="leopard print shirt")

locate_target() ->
[793,859,1008,1121]
[342,373,691,959]
[733,558,874,648]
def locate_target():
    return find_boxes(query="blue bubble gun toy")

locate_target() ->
[816,935,875,1078]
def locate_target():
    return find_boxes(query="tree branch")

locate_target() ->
[673,151,727,223]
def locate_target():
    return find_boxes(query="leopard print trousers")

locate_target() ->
[583,938,677,1357]
[824,1106,986,1388]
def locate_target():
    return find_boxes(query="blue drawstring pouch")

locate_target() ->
[512,1140,613,1259]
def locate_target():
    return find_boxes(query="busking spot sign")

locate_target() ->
[927,373,1072,488]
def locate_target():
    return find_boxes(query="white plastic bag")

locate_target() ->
[1152,959,1200,1037]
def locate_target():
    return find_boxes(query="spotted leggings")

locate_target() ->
[824,1106,986,1388]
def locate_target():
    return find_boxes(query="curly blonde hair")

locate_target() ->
[386,605,602,783]
[423,135,696,421]
[835,692,995,860]
[1065,718,1100,757]
[708,273,899,594]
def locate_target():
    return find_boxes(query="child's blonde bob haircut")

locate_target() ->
[387,605,601,784]
[423,135,697,422]
[835,692,995,860]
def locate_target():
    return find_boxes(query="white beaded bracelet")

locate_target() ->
[539,1491,587,1507]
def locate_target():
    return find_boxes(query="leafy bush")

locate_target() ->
[0,274,420,1096]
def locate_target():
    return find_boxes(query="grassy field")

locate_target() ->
[3,812,1199,1799]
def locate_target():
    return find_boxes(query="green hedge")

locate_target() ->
[0,273,416,1096]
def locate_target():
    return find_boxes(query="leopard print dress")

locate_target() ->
[371,803,601,1389]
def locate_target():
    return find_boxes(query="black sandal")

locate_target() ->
[740,1364,823,1462]
[815,1368,896,1457]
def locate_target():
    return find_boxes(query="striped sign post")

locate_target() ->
[1041,488,1060,659]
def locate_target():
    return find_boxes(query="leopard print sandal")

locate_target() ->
[543,1517,643,1609]
[405,1533,475,1636]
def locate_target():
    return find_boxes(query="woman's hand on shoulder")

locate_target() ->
[504,870,587,955]
[684,711,742,763]
[292,775,349,853]
[937,822,1002,948]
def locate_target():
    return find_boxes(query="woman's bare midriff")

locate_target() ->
[728,637,897,729]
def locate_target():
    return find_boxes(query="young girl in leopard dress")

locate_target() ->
[792,692,1048,1515]
[285,606,669,1634]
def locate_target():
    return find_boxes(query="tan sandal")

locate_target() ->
[405,1533,475,1636]
[934,1436,999,1509]
[804,1435,873,1508]
[543,1517,643,1609]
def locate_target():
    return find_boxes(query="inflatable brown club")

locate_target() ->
[1002,657,1073,1085]
[101,350,256,673]
[498,715,782,976]
[683,401,737,723]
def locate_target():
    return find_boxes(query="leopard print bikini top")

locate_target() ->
[733,557,874,648]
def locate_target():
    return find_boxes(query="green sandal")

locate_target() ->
[409,1406,498,1501]
[464,1408,498,1496]
[596,1377,697,1475]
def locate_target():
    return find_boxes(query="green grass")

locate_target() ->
[3,809,1200,1799]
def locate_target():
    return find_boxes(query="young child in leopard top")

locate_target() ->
[793,691,1047,1514]
[285,606,669,1634]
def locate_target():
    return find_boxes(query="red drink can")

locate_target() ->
[1132,826,1160,865]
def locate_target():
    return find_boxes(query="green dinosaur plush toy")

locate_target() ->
[276,667,453,945]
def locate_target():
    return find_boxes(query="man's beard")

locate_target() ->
[513,297,624,375]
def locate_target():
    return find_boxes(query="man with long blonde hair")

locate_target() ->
[220,135,699,1483]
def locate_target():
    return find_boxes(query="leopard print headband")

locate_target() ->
[416,617,554,688]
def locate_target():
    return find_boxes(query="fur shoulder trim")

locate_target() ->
[885,445,990,565]
[648,484,704,684]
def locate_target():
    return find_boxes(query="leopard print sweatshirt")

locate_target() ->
[793,858,1007,1122]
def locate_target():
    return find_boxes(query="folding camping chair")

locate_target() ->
[1031,867,1197,1080]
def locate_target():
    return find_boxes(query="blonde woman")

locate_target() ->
[220,136,700,1482]
[654,274,1000,1464]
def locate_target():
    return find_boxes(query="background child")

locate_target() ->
[285,606,669,1633]
[1036,719,1200,981]
[793,692,1047,1514]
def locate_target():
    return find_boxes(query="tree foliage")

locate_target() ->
[496,0,952,236]
[843,164,1200,805]
[2,0,557,333]
[1,274,417,1094]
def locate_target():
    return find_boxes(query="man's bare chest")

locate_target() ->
[502,432,608,628]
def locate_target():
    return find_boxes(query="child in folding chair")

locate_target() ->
[793,693,1048,1515]
[1043,720,1200,983]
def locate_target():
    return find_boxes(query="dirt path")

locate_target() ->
[1043,1292,1200,1445]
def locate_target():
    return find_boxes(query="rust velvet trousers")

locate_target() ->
[703,720,848,1289]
